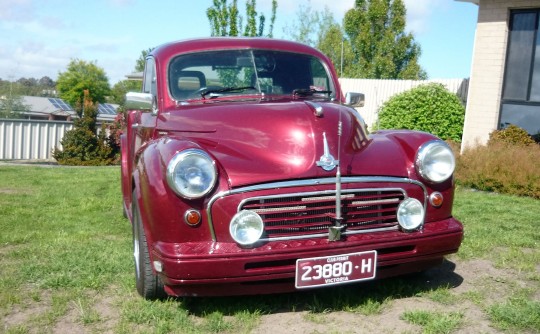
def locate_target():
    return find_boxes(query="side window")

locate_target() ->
[311,58,331,93]
[142,57,156,95]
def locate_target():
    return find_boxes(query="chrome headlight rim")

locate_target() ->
[229,210,264,246]
[397,197,425,231]
[415,140,456,183]
[166,149,217,200]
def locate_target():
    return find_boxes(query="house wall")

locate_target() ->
[462,0,540,150]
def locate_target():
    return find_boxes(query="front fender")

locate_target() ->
[133,137,228,248]
[376,130,456,223]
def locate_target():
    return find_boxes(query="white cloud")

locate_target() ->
[0,0,33,21]
[0,43,72,80]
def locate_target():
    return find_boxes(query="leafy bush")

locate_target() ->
[455,139,540,199]
[488,125,536,146]
[53,91,117,166]
[108,108,126,153]
[377,83,465,142]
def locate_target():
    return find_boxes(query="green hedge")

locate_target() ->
[377,83,465,142]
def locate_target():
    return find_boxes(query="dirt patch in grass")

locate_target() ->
[0,188,29,195]
[2,257,537,334]
[251,257,513,334]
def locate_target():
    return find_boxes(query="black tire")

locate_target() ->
[132,191,166,299]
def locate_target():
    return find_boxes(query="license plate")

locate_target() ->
[295,251,377,289]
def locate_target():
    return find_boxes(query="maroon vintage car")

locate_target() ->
[121,37,463,299]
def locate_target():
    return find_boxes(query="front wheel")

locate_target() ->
[132,191,165,299]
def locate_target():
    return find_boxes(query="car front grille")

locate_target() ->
[239,189,405,240]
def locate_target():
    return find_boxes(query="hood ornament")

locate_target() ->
[316,132,338,171]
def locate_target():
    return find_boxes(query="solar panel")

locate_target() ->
[98,103,118,115]
[48,98,60,109]
[48,98,73,111]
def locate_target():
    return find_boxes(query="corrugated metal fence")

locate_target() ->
[0,120,73,160]
[0,78,469,160]
[339,78,469,129]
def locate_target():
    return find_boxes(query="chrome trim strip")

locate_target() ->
[237,187,407,213]
[351,198,401,206]
[259,232,329,242]
[206,176,427,241]
[343,226,399,235]
[257,226,399,243]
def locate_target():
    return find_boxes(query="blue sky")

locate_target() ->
[0,0,478,85]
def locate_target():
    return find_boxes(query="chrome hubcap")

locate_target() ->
[133,211,140,279]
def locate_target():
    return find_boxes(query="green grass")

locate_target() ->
[401,310,464,334]
[453,187,540,264]
[487,289,540,333]
[0,165,539,333]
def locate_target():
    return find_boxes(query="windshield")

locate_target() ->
[168,49,335,101]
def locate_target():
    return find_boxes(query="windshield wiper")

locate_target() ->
[201,86,257,98]
[292,88,332,97]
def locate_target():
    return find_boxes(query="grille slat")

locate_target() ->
[240,189,405,240]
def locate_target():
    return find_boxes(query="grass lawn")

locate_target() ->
[0,165,538,334]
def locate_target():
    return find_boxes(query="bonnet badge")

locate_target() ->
[316,132,338,171]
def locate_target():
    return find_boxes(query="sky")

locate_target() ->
[0,0,479,85]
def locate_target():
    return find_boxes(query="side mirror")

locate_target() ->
[344,92,365,108]
[125,92,153,111]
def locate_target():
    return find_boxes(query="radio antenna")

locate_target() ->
[329,111,344,241]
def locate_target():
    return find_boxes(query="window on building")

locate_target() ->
[500,9,540,136]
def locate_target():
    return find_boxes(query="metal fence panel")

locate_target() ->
[0,120,73,160]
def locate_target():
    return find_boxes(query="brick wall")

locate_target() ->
[462,0,540,150]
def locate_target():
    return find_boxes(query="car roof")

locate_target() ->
[151,37,328,60]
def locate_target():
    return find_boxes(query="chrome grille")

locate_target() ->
[239,189,405,239]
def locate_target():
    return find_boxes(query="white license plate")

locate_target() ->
[295,251,377,289]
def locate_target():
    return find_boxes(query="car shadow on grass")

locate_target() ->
[179,259,464,316]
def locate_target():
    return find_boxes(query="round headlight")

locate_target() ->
[230,210,264,245]
[415,141,455,183]
[397,198,424,231]
[166,149,217,199]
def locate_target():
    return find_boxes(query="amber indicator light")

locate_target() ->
[184,209,202,226]
[429,192,444,207]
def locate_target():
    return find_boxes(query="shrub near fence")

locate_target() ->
[339,78,469,130]
[0,119,73,160]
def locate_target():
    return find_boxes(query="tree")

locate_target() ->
[56,59,111,110]
[0,78,29,118]
[110,80,142,105]
[284,2,321,46]
[343,0,426,79]
[317,25,355,77]
[0,76,57,97]
[207,0,277,37]
[284,3,353,75]
[135,48,154,73]
[0,94,29,119]
[53,90,116,165]
[38,76,55,88]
